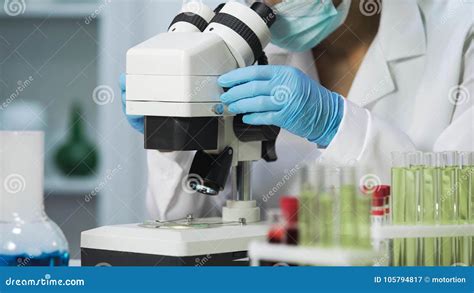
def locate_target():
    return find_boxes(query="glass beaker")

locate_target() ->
[0,132,69,266]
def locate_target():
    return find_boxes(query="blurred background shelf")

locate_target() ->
[0,1,100,19]
[45,175,99,195]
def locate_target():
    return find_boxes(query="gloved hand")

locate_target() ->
[218,65,344,147]
[120,73,144,134]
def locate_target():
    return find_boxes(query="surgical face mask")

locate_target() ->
[256,0,352,52]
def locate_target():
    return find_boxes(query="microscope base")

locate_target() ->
[80,219,268,266]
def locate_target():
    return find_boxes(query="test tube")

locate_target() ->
[383,186,391,224]
[390,151,408,266]
[439,151,459,266]
[404,151,423,266]
[339,166,357,248]
[318,166,337,247]
[298,163,322,246]
[370,186,386,252]
[469,153,474,266]
[458,152,472,265]
[420,152,440,266]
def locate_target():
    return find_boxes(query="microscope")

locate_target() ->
[81,1,279,266]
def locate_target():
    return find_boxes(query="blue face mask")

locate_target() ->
[269,0,352,52]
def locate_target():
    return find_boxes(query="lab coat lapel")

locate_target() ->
[348,0,426,107]
[347,40,395,106]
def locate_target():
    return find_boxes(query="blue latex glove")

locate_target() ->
[218,66,344,147]
[120,73,144,134]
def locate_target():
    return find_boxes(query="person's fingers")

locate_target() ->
[242,112,279,126]
[218,66,276,88]
[228,95,283,114]
[119,73,126,92]
[131,117,144,134]
[221,80,273,104]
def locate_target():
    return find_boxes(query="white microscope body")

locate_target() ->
[81,1,278,266]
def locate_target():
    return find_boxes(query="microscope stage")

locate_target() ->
[80,219,269,266]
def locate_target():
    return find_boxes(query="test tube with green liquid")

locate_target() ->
[439,151,459,266]
[420,153,440,266]
[469,153,474,266]
[404,152,422,266]
[318,167,336,247]
[391,152,408,266]
[298,164,321,246]
[339,167,357,247]
[356,181,372,248]
[470,153,474,266]
[458,152,472,266]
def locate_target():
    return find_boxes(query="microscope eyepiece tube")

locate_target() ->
[168,2,215,32]
[204,1,275,67]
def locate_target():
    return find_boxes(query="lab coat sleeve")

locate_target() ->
[320,100,417,183]
[145,150,227,220]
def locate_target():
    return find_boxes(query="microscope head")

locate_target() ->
[126,1,278,196]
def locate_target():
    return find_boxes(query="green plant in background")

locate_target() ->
[54,103,98,177]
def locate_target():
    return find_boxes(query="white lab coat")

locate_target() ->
[145,0,473,220]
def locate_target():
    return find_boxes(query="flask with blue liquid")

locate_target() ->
[0,131,69,266]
